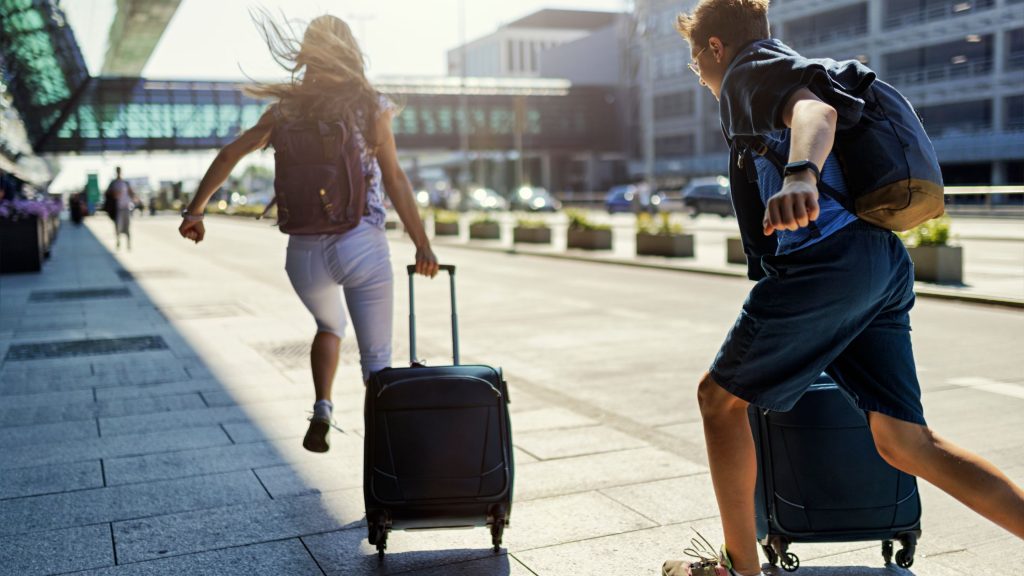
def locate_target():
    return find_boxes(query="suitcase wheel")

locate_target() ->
[882,540,894,565]
[780,551,800,572]
[368,522,388,560]
[761,543,779,567]
[895,531,918,569]
[491,519,505,553]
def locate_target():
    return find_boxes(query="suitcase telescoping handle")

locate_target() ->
[406,264,459,366]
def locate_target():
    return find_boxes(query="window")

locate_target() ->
[917,100,991,136]
[1008,95,1024,131]
[655,134,695,157]
[654,91,696,119]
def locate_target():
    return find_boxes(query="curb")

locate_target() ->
[433,239,1024,310]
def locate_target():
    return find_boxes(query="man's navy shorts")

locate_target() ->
[710,220,927,426]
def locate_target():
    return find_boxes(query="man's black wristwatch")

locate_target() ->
[783,160,820,183]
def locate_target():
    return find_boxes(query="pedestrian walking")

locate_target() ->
[104,167,136,250]
[178,12,439,453]
[663,2,1024,575]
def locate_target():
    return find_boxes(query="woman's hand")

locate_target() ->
[179,218,206,244]
[415,244,439,278]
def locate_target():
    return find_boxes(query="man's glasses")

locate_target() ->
[688,46,708,76]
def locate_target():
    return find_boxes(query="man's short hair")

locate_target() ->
[676,0,770,50]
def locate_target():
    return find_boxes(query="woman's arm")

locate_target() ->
[178,109,275,243]
[375,109,439,277]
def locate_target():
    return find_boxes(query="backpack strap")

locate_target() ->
[741,135,856,218]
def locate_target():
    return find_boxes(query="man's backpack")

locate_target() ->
[264,117,369,235]
[723,42,945,232]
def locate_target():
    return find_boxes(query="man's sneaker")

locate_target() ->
[303,416,331,453]
[663,531,766,576]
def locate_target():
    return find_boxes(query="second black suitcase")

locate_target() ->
[364,265,513,559]
[749,374,921,572]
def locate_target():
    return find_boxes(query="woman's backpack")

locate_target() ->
[264,118,369,235]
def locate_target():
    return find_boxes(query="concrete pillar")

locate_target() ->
[867,0,885,70]
[540,153,553,191]
[585,152,600,192]
[992,161,1007,185]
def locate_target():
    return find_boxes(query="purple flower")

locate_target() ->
[0,198,60,221]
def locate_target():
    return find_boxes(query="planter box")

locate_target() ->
[906,245,963,284]
[727,236,746,265]
[434,221,460,236]
[567,228,612,250]
[469,221,500,240]
[513,226,552,244]
[0,216,44,274]
[637,233,695,258]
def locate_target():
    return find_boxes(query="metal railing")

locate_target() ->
[788,23,869,48]
[1009,52,1024,70]
[887,58,993,87]
[884,0,996,29]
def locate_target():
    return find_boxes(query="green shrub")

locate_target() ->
[471,213,496,226]
[637,212,684,236]
[433,209,460,224]
[900,215,952,247]
[565,209,610,232]
[515,216,548,229]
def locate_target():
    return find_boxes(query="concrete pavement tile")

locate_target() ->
[1,426,230,470]
[72,539,323,576]
[401,555,538,576]
[221,408,363,444]
[508,407,597,433]
[505,491,656,551]
[513,447,539,464]
[103,442,286,486]
[0,524,113,576]
[600,474,718,526]
[99,405,249,437]
[0,393,207,428]
[514,447,706,502]
[303,527,504,575]
[200,384,311,408]
[0,419,98,449]
[0,387,94,409]
[253,437,364,498]
[98,398,313,437]
[0,470,269,536]
[0,368,192,395]
[514,424,648,460]
[112,488,366,564]
[94,378,222,401]
[0,459,103,500]
[513,517,724,576]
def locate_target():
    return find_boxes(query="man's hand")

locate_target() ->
[179,219,206,244]
[763,175,820,235]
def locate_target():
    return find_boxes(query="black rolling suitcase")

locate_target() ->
[748,374,921,572]
[364,264,513,559]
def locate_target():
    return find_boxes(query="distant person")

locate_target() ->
[148,195,158,216]
[104,167,137,250]
[69,191,85,225]
[663,1,1024,575]
[178,13,439,453]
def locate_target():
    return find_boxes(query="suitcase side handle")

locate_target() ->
[406,264,459,366]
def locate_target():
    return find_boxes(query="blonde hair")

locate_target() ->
[676,0,770,49]
[245,11,381,147]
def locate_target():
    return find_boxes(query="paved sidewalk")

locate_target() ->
[0,216,1020,575]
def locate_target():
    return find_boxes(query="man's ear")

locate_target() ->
[709,37,726,62]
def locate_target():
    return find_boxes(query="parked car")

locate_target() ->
[681,176,733,217]
[448,186,508,212]
[604,184,665,214]
[510,186,561,212]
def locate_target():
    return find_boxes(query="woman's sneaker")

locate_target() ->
[303,416,331,452]
[303,400,334,453]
